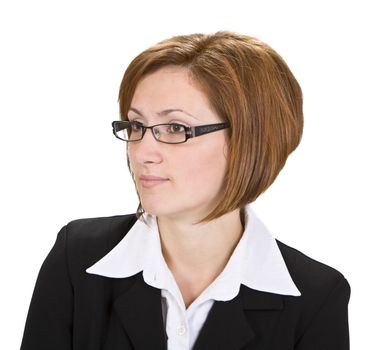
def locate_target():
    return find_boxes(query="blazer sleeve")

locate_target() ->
[295,276,351,350]
[20,225,74,350]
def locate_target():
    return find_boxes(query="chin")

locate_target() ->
[141,202,188,220]
[141,202,171,217]
[143,202,213,222]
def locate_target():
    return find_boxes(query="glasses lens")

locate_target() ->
[114,121,142,141]
[114,122,187,143]
[156,124,186,143]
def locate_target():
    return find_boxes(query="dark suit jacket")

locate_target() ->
[20,213,351,350]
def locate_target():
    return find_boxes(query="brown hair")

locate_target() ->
[118,31,303,225]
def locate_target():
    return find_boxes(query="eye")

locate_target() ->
[129,120,143,131]
[167,123,186,133]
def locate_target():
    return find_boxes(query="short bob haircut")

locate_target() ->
[118,31,303,225]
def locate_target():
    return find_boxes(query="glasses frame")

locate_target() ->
[112,120,230,144]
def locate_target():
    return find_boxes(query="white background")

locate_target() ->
[1,0,388,348]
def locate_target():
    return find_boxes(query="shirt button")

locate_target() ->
[177,324,186,336]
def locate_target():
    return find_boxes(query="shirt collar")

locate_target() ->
[86,205,301,297]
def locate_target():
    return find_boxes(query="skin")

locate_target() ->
[127,65,243,308]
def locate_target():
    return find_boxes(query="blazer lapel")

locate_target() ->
[112,275,284,350]
[192,285,284,350]
[113,273,167,350]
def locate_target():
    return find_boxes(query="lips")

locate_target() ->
[140,175,169,181]
[139,175,169,189]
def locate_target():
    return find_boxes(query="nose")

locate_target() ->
[128,126,163,165]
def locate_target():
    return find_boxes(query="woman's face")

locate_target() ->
[127,65,229,223]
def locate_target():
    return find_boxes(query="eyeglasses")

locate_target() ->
[112,120,230,144]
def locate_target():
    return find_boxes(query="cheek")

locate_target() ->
[175,142,228,191]
[126,148,135,173]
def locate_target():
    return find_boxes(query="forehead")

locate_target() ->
[130,66,215,120]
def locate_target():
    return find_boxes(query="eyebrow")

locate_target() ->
[129,107,199,120]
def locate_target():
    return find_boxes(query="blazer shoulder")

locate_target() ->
[65,213,137,241]
[275,239,351,342]
[61,213,138,275]
[275,239,349,298]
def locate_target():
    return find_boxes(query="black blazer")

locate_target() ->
[20,213,351,350]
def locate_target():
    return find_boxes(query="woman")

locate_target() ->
[20,31,351,349]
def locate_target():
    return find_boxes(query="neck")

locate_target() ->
[157,208,245,278]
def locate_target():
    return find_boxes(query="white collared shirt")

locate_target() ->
[86,204,301,349]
